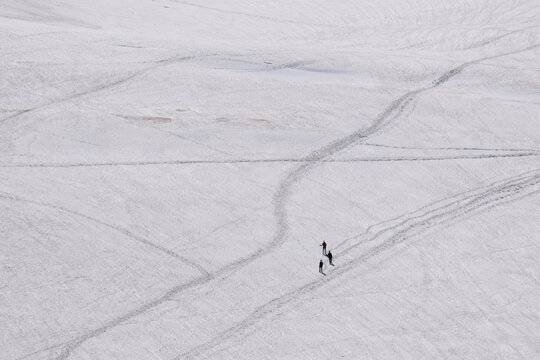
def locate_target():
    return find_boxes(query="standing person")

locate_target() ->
[320,241,327,255]
[319,259,324,274]
[327,251,333,265]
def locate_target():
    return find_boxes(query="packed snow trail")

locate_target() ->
[3,2,539,358]
[52,43,539,359]
[172,43,539,358]
[178,168,540,359]
[1,151,538,168]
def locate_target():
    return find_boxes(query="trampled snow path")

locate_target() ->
[175,46,540,358]
[49,44,538,359]
[2,1,539,359]
[180,169,540,358]
[1,152,539,168]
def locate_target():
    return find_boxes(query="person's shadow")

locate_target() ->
[319,261,326,275]
[325,252,335,266]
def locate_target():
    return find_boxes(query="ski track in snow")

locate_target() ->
[333,169,540,253]
[464,25,540,50]
[335,169,540,256]
[45,42,540,359]
[1,151,539,168]
[178,168,540,359]
[174,44,540,358]
[360,142,540,153]
[0,192,210,276]
[0,53,214,125]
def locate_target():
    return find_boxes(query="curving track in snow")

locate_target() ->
[179,168,540,358]
[50,43,539,359]
[0,192,210,276]
[2,2,539,359]
[173,44,540,358]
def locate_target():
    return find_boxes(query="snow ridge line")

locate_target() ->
[0,193,210,277]
[1,152,538,168]
[53,44,539,359]
[178,169,540,359]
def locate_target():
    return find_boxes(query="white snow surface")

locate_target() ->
[1,1,540,359]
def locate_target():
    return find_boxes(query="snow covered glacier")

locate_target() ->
[1,1,539,359]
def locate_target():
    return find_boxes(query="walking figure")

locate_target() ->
[327,251,333,265]
[320,241,327,255]
[319,259,324,274]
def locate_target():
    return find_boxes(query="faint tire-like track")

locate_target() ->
[464,25,540,50]
[178,169,540,359]
[1,151,538,168]
[361,142,540,153]
[51,44,539,359]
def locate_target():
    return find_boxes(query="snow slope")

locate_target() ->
[1,1,539,359]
